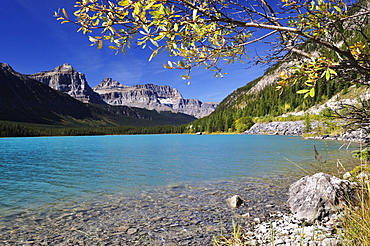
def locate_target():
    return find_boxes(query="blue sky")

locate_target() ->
[0,0,269,103]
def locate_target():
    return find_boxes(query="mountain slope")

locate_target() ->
[186,62,352,133]
[0,63,96,124]
[0,63,195,127]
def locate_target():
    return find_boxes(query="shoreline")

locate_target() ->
[244,120,368,143]
[1,176,293,245]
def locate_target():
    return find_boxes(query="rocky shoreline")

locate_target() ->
[0,173,352,246]
[0,176,293,245]
[244,120,369,143]
[240,212,341,246]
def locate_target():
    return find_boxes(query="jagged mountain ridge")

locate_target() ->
[29,64,217,118]
[0,63,196,126]
[93,78,218,118]
[0,63,100,124]
[28,63,105,104]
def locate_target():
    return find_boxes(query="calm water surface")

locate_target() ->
[0,134,360,217]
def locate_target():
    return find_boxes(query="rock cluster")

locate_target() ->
[245,120,368,142]
[237,173,356,245]
[242,212,341,246]
[310,127,369,143]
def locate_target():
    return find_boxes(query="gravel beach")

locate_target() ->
[0,176,294,245]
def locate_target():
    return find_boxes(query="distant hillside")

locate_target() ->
[0,63,196,128]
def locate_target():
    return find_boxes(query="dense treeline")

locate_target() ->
[0,121,186,137]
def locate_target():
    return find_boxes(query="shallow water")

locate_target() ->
[0,134,360,217]
[0,134,362,244]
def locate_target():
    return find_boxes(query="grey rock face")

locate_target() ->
[245,120,368,142]
[287,173,357,223]
[93,79,218,118]
[28,64,105,104]
[245,121,308,136]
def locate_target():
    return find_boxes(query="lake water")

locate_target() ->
[0,134,361,219]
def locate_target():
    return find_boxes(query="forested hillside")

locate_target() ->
[185,66,352,133]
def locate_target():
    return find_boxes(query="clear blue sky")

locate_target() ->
[0,0,269,103]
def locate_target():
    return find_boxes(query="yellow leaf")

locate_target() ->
[98,40,103,49]
[163,64,174,69]
[118,0,129,6]
[133,3,141,16]
[62,8,68,19]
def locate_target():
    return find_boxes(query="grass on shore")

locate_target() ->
[340,174,370,245]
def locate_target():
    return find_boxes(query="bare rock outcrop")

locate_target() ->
[287,173,357,223]
[244,121,311,136]
[28,64,105,104]
[93,78,218,118]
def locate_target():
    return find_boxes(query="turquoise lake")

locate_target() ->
[0,134,361,217]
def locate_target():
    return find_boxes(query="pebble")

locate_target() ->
[0,176,341,245]
[243,212,342,246]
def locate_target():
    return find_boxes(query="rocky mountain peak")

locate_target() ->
[28,64,105,104]
[54,63,75,72]
[93,79,218,118]
[134,84,183,100]
[93,78,129,91]
[0,63,13,72]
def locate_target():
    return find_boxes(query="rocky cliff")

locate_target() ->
[28,64,105,104]
[93,78,218,118]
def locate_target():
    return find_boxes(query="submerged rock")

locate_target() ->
[287,172,357,223]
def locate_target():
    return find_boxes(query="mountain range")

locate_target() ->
[28,64,217,119]
[0,63,196,127]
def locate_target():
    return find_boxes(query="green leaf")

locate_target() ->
[333,6,342,13]
[328,68,337,76]
[297,89,310,94]
[309,88,315,97]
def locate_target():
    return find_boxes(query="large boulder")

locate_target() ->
[287,173,357,223]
